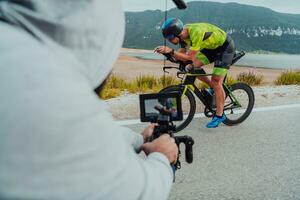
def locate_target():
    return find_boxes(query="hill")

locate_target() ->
[123,1,300,54]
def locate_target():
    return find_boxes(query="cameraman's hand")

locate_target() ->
[142,124,157,143]
[142,134,178,163]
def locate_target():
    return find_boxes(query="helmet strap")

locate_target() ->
[178,35,184,44]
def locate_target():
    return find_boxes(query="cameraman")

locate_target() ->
[0,1,177,199]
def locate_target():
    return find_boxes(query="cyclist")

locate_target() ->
[155,18,235,128]
[156,98,178,119]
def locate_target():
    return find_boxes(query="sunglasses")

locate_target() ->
[166,34,176,40]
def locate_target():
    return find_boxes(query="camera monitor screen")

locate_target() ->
[139,92,183,122]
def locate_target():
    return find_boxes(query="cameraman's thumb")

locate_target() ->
[142,142,154,155]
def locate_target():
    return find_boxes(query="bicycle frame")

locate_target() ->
[178,71,242,113]
[159,51,251,131]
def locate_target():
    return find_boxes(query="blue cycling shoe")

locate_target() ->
[206,114,226,128]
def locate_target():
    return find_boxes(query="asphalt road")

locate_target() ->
[128,105,300,200]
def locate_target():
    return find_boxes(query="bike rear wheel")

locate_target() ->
[223,82,255,125]
[159,85,196,132]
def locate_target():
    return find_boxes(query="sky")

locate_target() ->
[121,0,300,14]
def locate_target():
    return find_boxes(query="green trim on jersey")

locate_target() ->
[195,52,210,65]
[184,23,227,51]
[212,67,228,76]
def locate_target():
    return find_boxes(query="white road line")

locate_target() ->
[115,104,300,126]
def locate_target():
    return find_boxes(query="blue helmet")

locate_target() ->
[161,18,183,40]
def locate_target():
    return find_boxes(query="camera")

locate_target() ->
[139,92,194,169]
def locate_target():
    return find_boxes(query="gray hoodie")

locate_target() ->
[0,1,173,199]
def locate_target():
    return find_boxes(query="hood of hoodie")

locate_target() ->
[0,0,125,88]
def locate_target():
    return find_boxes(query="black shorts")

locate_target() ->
[200,36,235,69]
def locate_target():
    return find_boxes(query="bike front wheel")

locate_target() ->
[223,82,255,125]
[159,85,196,132]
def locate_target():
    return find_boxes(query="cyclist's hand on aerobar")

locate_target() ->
[184,65,193,72]
[179,64,193,72]
[154,46,173,54]
[142,134,178,164]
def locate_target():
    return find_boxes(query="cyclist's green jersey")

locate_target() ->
[183,23,227,51]
[182,23,233,76]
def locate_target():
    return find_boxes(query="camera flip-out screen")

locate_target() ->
[139,92,183,122]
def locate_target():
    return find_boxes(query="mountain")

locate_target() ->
[123,1,300,54]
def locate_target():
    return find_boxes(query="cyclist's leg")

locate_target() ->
[206,37,235,128]
[211,70,227,116]
[212,49,235,116]
[198,75,212,88]
[193,51,212,87]
[206,67,228,128]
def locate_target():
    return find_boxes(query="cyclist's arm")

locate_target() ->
[178,48,186,53]
[172,50,192,62]
[188,49,205,66]
[187,49,198,60]
[172,49,204,65]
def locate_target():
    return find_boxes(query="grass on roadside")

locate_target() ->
[134,75,158,92]
[159,75,180,87]
[99,88,122,100]
[237,71,264,86]
[275,71,300,85]
[99,72,261,99]
[225,76,238,86]
[99,74,179,99]
[99,71,272,99]
[99,74,126,99]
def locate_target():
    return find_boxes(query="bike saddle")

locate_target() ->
[231,51,245,65]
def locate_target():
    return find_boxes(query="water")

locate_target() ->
[120,52,300,70]
[237,54,300,70]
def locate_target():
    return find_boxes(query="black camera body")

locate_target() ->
[139,92,194,169]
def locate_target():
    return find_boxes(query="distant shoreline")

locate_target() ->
[120,48,300,70]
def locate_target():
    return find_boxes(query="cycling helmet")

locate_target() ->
[161,18,183,40]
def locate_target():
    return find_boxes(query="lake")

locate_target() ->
[120,52,300,70]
